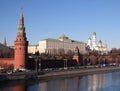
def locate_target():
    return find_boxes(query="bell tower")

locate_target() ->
[92,32,97,49]
[14,10,28,70]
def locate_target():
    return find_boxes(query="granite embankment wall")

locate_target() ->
[1,66,120,81]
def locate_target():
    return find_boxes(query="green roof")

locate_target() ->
[40,34,87,44]
[58,34,69,40]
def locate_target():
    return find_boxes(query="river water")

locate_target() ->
[0,71,120,91]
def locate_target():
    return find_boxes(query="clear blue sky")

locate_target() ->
[0,0,120,50]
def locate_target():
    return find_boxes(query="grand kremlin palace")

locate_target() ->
[28,34,87,55]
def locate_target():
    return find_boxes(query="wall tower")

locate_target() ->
[14,11,28,70]
[72,47,81,64]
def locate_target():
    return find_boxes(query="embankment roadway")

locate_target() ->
[36,66,120,79]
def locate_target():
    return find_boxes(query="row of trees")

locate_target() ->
[82,48,120,65]
[110,48,120,54]
[0,47,14,58]
[45,48,74,56]
[29,48,120,66]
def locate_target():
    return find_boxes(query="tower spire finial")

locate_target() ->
[18,8,25,33]
[20,8,24,24]
[3,36,7,46]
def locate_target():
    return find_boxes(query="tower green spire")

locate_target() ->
[3,37,7,46]
[18,9,25,33]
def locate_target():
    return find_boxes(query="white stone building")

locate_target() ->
[28,45,38,54]
[28,34,87,55]
[87,32,108,54]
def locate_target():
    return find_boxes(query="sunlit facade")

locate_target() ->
[87,32,108,54]
[28,34,87,55]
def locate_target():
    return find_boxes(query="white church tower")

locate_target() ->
[87,32,108,54]
[92,32,97,49]
[87,37,93,50]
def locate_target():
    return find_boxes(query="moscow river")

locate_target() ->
[0,71,120,91]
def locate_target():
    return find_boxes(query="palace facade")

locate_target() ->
[28,34,87,55]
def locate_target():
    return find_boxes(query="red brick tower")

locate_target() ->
[72,47,81,64]
[14,11,28,70]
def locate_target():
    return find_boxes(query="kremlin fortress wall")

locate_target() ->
[0,11,79,70]
[0,11,110,70]
[0,11,28,70]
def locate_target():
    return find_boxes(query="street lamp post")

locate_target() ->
[34,48,40,72]
[66,59,67,69]
[35,57,38,72]
[64,59,67,70]
[39,58,41,71]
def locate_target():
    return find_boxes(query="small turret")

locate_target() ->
[72,47,81,64]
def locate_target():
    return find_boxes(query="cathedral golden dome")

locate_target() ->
[98,40,102,44]
[93,32,96,35]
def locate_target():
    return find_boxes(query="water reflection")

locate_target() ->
[28,77,79,91]
[1,72,120,91]
[0,84,26,91]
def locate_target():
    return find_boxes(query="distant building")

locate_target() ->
[0,43,14,58]
[28,45,38,54]
[87,32,108,54]
[28,34,87,55]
